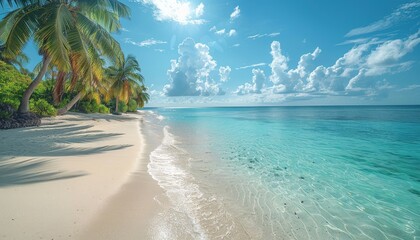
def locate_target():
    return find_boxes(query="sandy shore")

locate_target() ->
[0,112,163,239]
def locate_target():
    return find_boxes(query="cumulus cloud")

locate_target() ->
[136,0,205,25]
[265,30,420,97]
[235,69,266,95]
[219,66,231,82]
[230,6,240,21]
[163,38,224,96]
[346,1,420,37]
[125,38,167,47]
[269,41,289,88]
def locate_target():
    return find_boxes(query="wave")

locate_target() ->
[147,126,250,239]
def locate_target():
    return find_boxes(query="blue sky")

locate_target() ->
[4,0,420,106]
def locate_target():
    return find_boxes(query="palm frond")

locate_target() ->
[0,5,40,58]
[35,3,72,71]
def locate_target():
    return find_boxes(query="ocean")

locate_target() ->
[144,106,420,239]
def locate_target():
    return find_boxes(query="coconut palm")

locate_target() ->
[133,85,150,108]
[0,0,129,115]
[57,52,108,115]
[106,55,145,113]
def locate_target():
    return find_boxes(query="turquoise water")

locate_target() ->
[146,106,420,239]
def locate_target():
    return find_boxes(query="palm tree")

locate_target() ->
[106,55,145,113]
[0,0,129,115]
[57,52,108,115]
[133,85,150,108]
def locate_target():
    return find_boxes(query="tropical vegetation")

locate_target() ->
[106,55,150,113]
[0,0,149,126]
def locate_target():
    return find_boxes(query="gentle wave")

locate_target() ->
[147,126,250,239]
[147,106,420,239]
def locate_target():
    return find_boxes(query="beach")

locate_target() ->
[0,112,163,239]
[0,107,419,240]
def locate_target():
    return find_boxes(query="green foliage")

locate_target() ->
[98,104,110,114]
[33,78,54,102]
[127,99,138,112]
[30,99,57,117]
[77,101,110,114]
[78,100,100,113]
[118,101,128,113]
[0,60,31,109]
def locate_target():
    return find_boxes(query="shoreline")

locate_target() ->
[78,112,166,239]
[0,112,162,239]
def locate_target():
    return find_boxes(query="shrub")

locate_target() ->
[78,100,100,113]
[0,61,31,109]
[98,104,110,114]
[33,79,55,103]
[30,99,57,117]
[118,101,128,113]
[127,99,138,112]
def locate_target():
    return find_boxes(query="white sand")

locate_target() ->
[0,113,162,239]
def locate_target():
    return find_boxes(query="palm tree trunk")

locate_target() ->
[53,71,66,104]
[17,55,52,115]
[57,92,84,115]
[115,97,119,113]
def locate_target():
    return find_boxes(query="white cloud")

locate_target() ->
[212,27,237,37]
[264,30,419,97]
[399,84,420,91]
[236,63,266,70]
[228,29,237,37]
[233,43,240,47]
[215,29,226,35]
[269,41,289,87]
[163,38,224,96]
[195,2,204,17]
[345,69,366,91]
[125,38,167,47]
[346,1,420,37]
[136,0,205,25]
[337,38,371,46]
[248,32,280,40]
[219,66,231,82]
[235,68,266,95]
[120,27,129,32]
[230,6,240,21]
[367,30,420,67]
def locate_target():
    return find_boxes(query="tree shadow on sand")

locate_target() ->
[0,115,137,187]
[0,158,87,187]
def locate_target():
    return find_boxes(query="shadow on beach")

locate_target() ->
[0,113,136,187]
[0,158,87,187]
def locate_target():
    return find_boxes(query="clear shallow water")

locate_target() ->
[146,106,420,239]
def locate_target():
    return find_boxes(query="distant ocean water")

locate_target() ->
[145,106,420,239]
